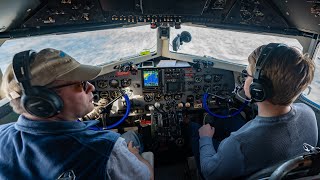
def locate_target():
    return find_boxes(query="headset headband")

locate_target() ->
[12,50,37,95]
[254,43,286,80]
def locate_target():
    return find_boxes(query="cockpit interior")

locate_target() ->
[1,0,320,179]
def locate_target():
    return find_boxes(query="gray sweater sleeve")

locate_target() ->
[199,136,245,179]
[106,137,150,179]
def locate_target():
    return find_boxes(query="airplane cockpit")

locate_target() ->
[1,0,320,179]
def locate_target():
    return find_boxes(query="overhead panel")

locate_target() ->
[23,0,105,28]
[0,0,40,32]
[100,0,136,12]
[0,0,319,35]
[272,0,320,34]
[223,0,289,29]
[19,0,290,31]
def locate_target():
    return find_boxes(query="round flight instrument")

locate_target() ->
[99,91,109,98]
[204,74,212,83]
[194,75,202,83]
[144,93,154,102]
[121,79,131,87]
[109,79,119,88]
[97,80,108,88]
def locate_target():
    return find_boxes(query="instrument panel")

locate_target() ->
[86,61,239,149]
[90,64,235,117]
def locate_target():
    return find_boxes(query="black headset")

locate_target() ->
[12,50,63,118]
[249,43,286,102]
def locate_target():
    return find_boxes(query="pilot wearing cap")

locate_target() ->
[0,48,154,179]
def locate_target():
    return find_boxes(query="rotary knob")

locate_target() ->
[154,102,161,108]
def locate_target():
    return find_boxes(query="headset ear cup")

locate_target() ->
[249,78,272,102]
[21,87,63,118]
[250,80,267,102]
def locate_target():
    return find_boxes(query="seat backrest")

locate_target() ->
[245,160,287,180]
[247,150,320,180]
[270,152,320,180]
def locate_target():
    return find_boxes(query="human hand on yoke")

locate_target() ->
[199,124,215,138]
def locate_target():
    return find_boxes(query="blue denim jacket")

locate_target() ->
[0,115,120,180]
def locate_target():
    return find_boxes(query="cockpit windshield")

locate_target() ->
[1,25,304,73]
[170,25,302,65]
[0,25,157,72]
[1,25,319,105]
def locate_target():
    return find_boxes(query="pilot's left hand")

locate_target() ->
[199,124,215,138]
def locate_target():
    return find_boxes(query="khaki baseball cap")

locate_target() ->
[2,48,102,100]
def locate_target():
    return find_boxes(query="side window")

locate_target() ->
[302,41,320,106]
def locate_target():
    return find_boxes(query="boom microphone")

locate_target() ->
[233,84,252,102]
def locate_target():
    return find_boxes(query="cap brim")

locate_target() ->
[57,64,102,81]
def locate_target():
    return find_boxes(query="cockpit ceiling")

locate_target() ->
[0,0,319,36]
